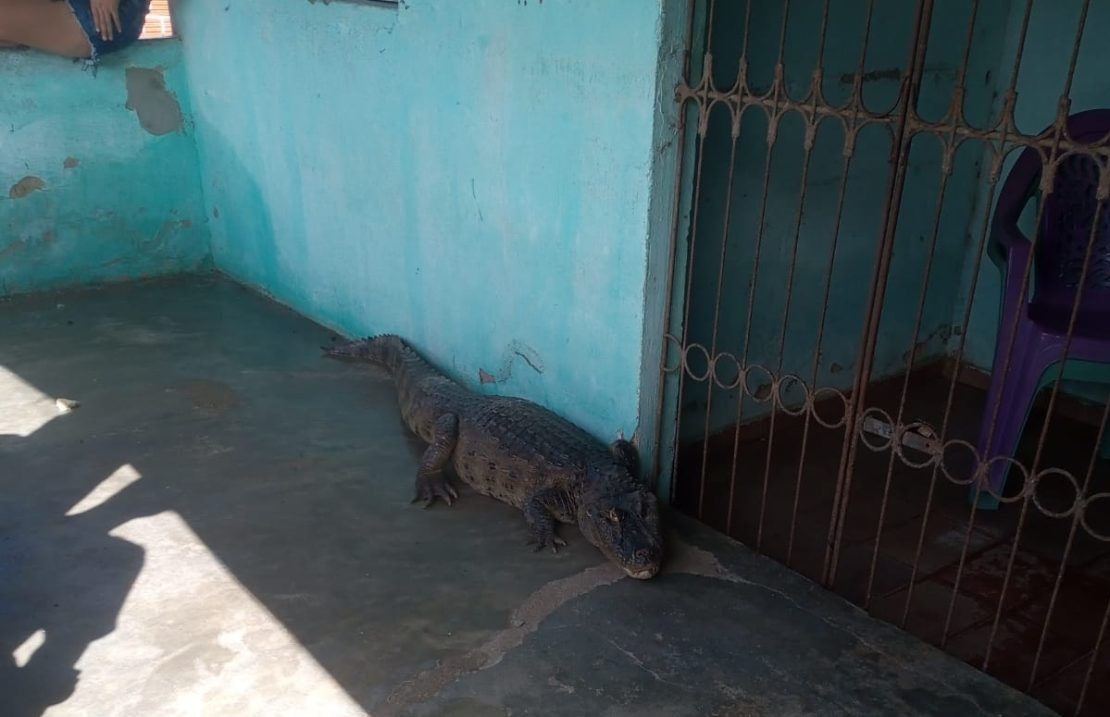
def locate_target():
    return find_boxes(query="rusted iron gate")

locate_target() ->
[656,0,1110,713]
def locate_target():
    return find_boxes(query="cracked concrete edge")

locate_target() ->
[375,533,722,716]
[378,561,624,715]
[374,522,1051,717]
[669,516,1056,716]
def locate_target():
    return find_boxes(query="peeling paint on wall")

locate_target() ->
[479,341,545,385]
[8,176,46,199]
[1,41,209,297]
[125,67,185,136]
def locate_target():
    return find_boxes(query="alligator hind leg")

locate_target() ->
[413,414,460,508]
[524,488,575,554]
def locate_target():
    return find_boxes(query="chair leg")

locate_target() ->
[971,328,1056,510]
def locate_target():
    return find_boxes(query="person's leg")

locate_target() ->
[0,0,92,59]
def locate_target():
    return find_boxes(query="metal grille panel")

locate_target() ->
[656,1,1110,713]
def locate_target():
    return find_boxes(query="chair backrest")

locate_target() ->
[1039,150,1110,291]
[996,109,1110,294]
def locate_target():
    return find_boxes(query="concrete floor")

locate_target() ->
[0,276,1056,716]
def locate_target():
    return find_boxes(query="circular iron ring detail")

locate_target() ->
[971,456,1031,505]
[1031,468,1082,519]
[893,421,939,469]
[776,374,810,417]
[1081,493,1110,542]
[743,363,775,403]
[711,352,744,390]
[683,342,712,382]
[809,387,849,429]
[939,439,980,486]
[858,407,895,452]
[662,333,684,374]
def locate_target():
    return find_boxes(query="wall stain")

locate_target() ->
[182,379,240,415]
[900,324,956,365]
[0,230,56,261]
[9,176,46,199]
[470,178,484,222]
[839,65,957,85]
[146,217,194,253]
[479,340,544,385]
[0,239,27,260]
[125,67,184,136]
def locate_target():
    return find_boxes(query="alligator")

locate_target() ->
[324,335,664,579]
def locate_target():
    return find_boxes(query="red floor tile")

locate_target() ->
[936,543,1065,614]
[945,615,1088,696]
[676,368,1110,714]
[870,578,998,645]
[874,514,1001,578]
[1032,647,1110,717]
[829,542,915,605]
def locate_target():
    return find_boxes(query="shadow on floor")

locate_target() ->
[0,423,146,715]
[0,276,631,716]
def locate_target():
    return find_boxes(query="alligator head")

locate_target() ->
[577,469,664,579]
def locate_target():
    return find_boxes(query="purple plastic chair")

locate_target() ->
[972,108,1110,510]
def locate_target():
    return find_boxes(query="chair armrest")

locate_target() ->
[1000,234,1033,310]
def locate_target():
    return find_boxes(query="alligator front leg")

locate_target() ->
[609,437,640,476]
[412,413,460,508]
[524,488,575,554]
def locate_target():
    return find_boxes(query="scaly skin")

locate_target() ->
[324,335,664,579]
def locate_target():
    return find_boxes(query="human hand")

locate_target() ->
[91,0,123,42]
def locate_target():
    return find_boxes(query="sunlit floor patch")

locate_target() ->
[66,464,143,516]
[0,365,60,437]
[13,629,47,669]
[50,511,366,717]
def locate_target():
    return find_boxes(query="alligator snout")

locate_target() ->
[626,565,660,580]
[624,548,661,579]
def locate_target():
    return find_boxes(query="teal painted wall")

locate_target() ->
[0,41,210,296]
[679,0,1009,438]
[174,0,679,443]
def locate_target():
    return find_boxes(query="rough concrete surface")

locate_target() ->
[0,277,1055,716]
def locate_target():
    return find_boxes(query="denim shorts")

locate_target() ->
[65,0,152,64]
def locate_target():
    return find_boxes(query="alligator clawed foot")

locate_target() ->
[412,474,458,508]
[526,530,567,554]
